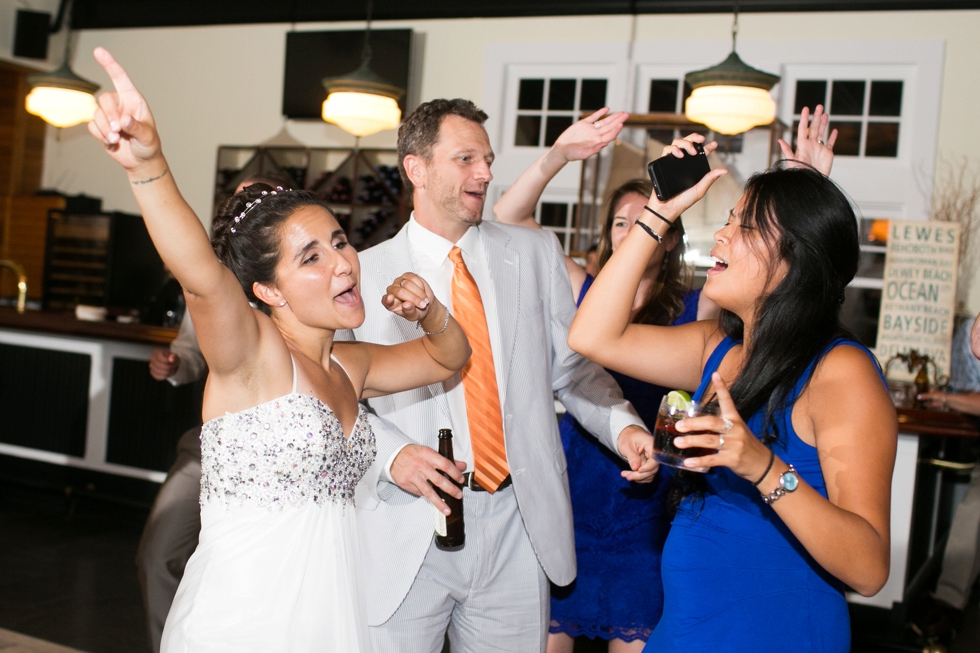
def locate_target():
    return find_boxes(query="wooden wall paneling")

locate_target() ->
[2,195,65,299]
[0,59,52,302]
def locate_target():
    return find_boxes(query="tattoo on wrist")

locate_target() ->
[131,167,169,186]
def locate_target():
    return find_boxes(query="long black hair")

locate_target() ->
[672,164,860,506]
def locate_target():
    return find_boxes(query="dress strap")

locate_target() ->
[290,354,298,395]
[330,354,353,384]
[694,336,740,402]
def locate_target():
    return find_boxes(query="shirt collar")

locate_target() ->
[407,213,482,265]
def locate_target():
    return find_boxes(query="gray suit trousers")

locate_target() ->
[136,426,202,653]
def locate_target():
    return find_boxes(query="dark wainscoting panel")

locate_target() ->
[0,343,90,456]
[106,358,203,472]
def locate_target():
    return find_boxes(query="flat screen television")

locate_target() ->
[282,29,413,120]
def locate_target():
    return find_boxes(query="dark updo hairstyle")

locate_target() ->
[594,178,691,327]
[672,164,861,508]
[210,184,332,314]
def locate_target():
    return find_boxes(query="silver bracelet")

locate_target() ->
[419,302,451,335]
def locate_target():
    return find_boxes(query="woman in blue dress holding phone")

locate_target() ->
[568,110,897,652]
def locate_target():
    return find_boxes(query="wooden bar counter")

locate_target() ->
[0,307,202,486]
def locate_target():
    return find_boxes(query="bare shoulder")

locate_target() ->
[810,342,886,391]
[802,342,896,442]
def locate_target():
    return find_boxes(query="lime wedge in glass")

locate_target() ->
[666,390,692,411]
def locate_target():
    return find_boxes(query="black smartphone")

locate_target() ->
[647,142,711,202]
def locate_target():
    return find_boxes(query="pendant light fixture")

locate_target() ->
[25,0,99,129]
[684,3,779,136]
[321,0,403,138]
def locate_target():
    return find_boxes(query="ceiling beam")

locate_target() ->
[71,1,980,30]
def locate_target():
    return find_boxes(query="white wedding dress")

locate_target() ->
[161,357,376,652]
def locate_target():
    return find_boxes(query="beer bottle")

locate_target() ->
[435,428,465,550]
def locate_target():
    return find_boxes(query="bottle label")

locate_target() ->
[433,506,447,537]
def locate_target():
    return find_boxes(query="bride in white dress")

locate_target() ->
[87,48,471,652]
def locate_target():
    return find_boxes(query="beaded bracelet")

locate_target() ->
[635,219,664,244]
[643,205,675,229]
[419,302,451,335]
[753,448,776,487]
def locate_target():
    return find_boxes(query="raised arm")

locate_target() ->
[87,47,260,378]
[494,108,627,297]
[494,107,628,227]
[778,105,837,176]
[568,134,727,391]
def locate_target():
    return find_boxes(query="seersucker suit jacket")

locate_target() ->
[345,220,645,626]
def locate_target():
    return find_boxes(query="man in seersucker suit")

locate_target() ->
[345,99,657,652]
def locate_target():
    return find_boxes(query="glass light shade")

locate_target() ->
[25,86,98,128]
[684,85,776,136]
[322,92,401,138]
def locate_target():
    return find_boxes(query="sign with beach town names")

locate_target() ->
[875,220,959,381]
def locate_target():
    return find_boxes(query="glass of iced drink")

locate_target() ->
[653,391,719,473]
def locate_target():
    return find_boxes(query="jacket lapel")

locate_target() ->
[480,223,520,388]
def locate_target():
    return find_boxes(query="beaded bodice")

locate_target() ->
[200,393,376,510]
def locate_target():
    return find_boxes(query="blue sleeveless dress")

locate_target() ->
[645,336,878,652]
[550,276,700,643]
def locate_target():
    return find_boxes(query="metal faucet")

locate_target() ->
[0,259,28,314]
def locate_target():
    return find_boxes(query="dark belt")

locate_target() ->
[462,472,512,492]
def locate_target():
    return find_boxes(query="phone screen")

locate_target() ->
[647,144,711,202]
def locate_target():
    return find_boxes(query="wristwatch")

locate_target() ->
[762,464,799,505]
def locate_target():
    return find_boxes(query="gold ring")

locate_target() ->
[817,139,825,145]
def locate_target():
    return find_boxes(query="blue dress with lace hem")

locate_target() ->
[549,274,700,643]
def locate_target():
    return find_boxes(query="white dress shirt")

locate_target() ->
[383,214,508,477]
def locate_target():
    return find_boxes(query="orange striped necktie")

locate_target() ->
[448,246,509,492]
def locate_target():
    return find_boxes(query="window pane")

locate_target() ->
[830,121,862,156]
[544,115,574,146]
[548,79,577,111]
[794,80,827,114]
[648,79,679,113]
[869,81,903,117]
[865,122,900,157]
[540,202,568,227]
[841,287,881,348]
[830,80,865,116]
[580,79,608,111]
[554,231,566,249]
[514,115,542,146]
[518,79,544,111]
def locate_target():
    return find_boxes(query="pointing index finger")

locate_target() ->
[93,47,138,95]
[711,372,739,419]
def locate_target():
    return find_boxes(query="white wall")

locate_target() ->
[9,9,980,309]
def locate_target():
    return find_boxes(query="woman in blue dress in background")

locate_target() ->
[569,112,898,652]
[495,111,714,652]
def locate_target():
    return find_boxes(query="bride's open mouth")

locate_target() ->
[334,284,360,306]
[709,255,728,273]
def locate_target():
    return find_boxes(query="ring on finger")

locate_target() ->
[817,139,825,145]
[399,279,406,287]
[593,120,602,128]
[721,418,733,434]
[718,434,725,448]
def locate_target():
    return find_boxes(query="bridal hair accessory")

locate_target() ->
[230,187,289,233]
